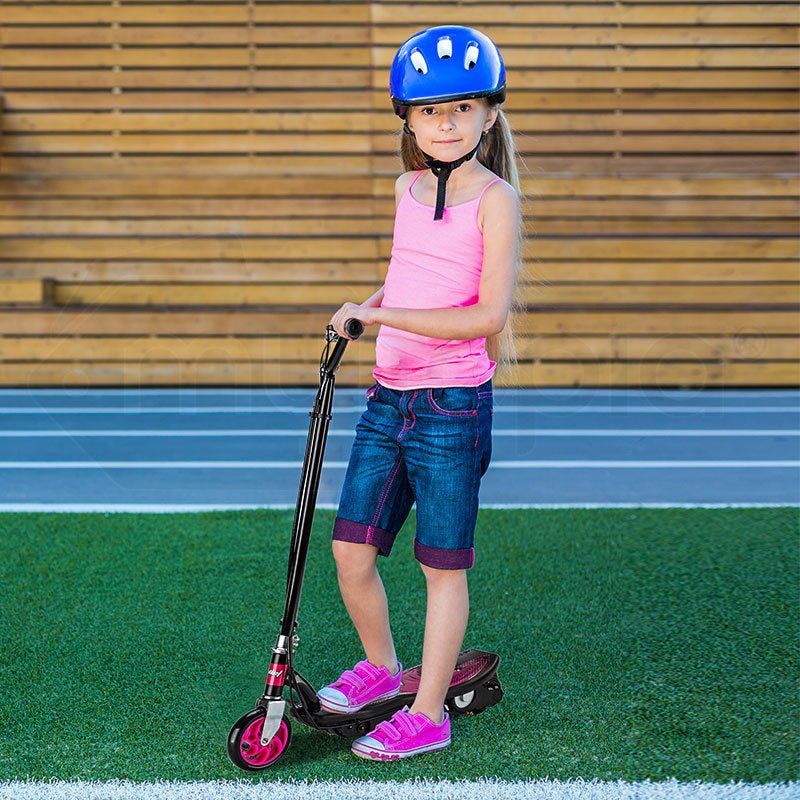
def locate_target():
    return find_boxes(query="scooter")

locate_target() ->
[227,319,504,770]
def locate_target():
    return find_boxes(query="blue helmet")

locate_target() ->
[389,26,506,119]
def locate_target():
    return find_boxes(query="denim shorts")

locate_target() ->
[332,378,493,570]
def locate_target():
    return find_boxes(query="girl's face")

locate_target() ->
[407,99,498,160]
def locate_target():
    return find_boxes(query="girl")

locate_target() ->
[321,25,526,761]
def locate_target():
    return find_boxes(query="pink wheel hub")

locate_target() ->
[239,716,290,767]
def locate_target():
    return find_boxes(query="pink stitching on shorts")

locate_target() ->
[367,452,402,544]
[408,390,419,430]
[397,389,418,441]
[427,389,479,418]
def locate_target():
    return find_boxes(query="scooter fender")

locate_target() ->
[260,700,286,746]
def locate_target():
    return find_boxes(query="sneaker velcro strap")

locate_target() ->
[337,660,382,694]
[337,670,367,693]
[354,660,382,680]
[374,720,402,742]
[393,711,419,738]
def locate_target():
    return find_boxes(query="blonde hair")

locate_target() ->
[396,99,528,386]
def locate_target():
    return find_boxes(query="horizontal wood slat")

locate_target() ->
[3,155,798,178]
[17,282,800,307]
[4,135,799,156]
[0,3,797,387]
[2,238,798,260]
[13,197,800,219]
[0,279,54,305]
[2,262,798,283]
[3,176,798,196]
[1,217,798,237]
[3,27,799,48]
[6,111,799,133]
[3,336,798,364]
[4,48,799,70]
[0,4,370,25]
[2,4,796,25]
[2,70,797,93]
[0,362,795,389]
[7,90,800,113]
[370,5,800,25]
[2,310,797,337]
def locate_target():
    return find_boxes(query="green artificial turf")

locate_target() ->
[0,508,797,783]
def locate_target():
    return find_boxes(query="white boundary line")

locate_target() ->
[0,460,797,469]
[0,405,798,413]
[0,778,797,800]
[0,428,796,437]
[0,502,796,513]
[0,386,798,396]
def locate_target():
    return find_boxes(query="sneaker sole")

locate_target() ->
[317,686,402,714]
[351,738,451,761]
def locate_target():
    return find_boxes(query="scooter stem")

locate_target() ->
[262,320,364,707]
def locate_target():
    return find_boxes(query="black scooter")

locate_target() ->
[227,320,504,770]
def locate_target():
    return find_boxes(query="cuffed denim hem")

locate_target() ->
[332,516,395,558]
[414,539,475,570]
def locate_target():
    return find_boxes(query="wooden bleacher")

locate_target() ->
[0,4,798,387]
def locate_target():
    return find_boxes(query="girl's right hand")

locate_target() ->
[329,302,375,340]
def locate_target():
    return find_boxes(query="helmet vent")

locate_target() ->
[437,36,452,59]
[410,48,428,74]
[464,42,479,70]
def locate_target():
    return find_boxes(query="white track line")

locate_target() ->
[0,778,797,800]
[0,502,797,513]
[0,429,796,437]
[0,460,797,469]
[0,405,797,414]
[0,387,798,397]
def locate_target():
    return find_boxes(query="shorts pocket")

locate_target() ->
[365,381,380,401]
[427,386,478,417]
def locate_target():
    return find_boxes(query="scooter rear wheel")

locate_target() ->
[227,708,292,770]
[445,676,503,717]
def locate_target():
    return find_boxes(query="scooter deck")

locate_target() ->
[289,648,502,739]
[399,647,497,695]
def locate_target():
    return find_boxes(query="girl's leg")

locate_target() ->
[408,564,469,724]
[332,539,400,673]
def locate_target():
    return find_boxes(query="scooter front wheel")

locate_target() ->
[227,708,292,770]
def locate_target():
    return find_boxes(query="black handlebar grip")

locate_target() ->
[344,318,364,340]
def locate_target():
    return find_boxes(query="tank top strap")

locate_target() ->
[410,169,426,189]
[477,176,504,203]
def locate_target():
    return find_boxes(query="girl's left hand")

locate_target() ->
[329,302,379,340]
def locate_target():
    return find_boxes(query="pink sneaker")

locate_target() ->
[316,659,403,713]
[351,705,451,761]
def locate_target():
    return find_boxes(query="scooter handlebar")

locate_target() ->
[343,318,364,340]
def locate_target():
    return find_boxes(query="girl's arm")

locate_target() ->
[360,284,385,309]
[369,182,520,340]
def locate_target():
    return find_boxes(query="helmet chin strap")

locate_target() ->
[404,123,487,221]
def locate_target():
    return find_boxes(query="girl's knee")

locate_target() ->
[332,539,379,575]
[419,561,466,581]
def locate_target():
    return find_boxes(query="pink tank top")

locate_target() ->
[373,169,503,390]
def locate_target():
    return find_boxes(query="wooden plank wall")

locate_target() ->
[0,2,798,388]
